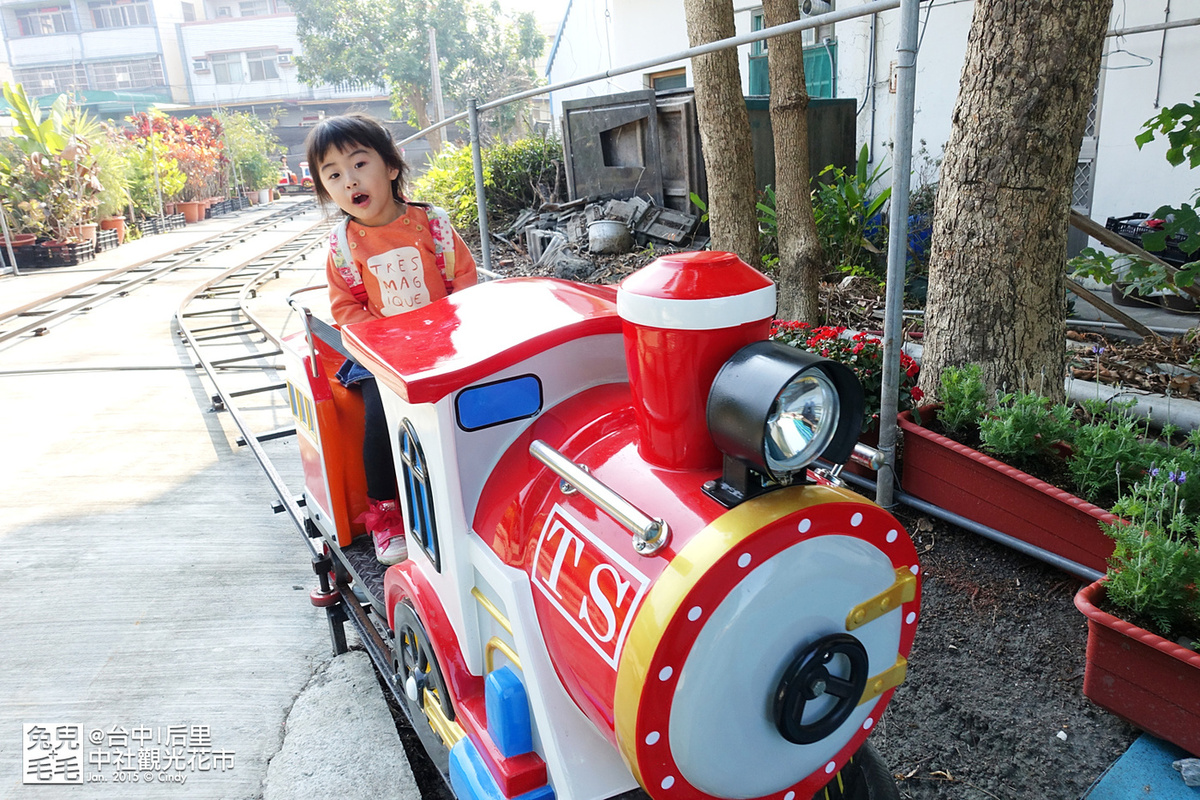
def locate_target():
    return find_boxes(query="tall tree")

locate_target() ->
[920,0,1112,402]
[683,0,760,266]
[291,0,543,150]
[763,0,826,322]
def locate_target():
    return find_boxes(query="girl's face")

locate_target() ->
[316,143,401,227]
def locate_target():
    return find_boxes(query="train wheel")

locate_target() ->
[815,743,899,800]
[392,599,456,773]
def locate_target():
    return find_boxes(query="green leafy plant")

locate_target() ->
[1070,94,1200,299]
[770,321,923,431]
[411,135,563,227]
[411,142,488,227]
[978,392,1076,470]
[812,144,891,281]
[1103,464,1200,643]
[937,364,987,435]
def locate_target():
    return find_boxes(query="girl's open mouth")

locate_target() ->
[352,192,369,206]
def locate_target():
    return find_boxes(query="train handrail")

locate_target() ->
[529,439,669,556]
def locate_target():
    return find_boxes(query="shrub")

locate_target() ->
[411,135,564,228]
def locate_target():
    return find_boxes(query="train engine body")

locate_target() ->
[282,252,921,800]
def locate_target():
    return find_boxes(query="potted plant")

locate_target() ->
[1075,461,1200,756]
[898,364,1137,573]
[218,111,283,206]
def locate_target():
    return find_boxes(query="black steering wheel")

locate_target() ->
[774,633,869,745]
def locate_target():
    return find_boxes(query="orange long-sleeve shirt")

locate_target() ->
[326,204,477,327]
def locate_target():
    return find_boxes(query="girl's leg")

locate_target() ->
[360,378,397,501]
[360,378,405,563]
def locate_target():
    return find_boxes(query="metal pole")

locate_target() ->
[0,207,21,277]
[467,99,492,273]
[876,0,921,509]
[429,28,447,148]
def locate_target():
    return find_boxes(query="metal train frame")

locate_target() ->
[282,251,921,800]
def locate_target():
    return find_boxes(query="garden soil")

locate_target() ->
[391,240,1140,800]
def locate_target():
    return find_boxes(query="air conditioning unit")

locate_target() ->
[277,53,293,65]
[193,58,210,73]
[215,6,231,16]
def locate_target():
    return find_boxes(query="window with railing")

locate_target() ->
[13,64,87,94]
[14,5,75,36]
[88,0,150,28]
[211,51,243,84]
[90,57,163,90]
[237,0,268,15]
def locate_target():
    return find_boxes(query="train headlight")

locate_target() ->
[764,370,840,473]
[705,340,865,506]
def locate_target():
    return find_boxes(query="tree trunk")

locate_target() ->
[920,0,1111,403]
[683,0,760,267]
[763,0,826,324]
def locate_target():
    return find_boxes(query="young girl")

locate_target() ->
[305,113,478,564]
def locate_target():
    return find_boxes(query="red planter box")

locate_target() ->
[898,405,1116,573]
[1075,578,1200,756]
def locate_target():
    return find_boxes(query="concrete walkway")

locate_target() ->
[0,201,418,799]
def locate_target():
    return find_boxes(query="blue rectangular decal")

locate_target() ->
[456,375,542,431]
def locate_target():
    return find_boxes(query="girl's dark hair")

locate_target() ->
[304,113,408,208]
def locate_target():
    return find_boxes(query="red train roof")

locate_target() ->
[341,277,621,404]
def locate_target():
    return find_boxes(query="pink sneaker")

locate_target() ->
[357,498,408,565]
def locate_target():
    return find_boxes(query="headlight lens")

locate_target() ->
[764,371,840,473]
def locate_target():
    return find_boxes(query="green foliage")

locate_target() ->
[292,0,544,138]
[812,144,891,281]
[978,392,1076,469]
[1136,94,1200,174]
[1071,245,1200,313]
[411,143,490,227]
[0,82,106,239]
[937,364,988,435]
[482,135,562,214]
[125,138,186,218]
[1103,465,1200,640]
[1067,414,1149,502]
[411,135,563,227]
[690,192,709,223]
[219,111,283,191]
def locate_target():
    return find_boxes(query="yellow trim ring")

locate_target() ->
[612,484,875,787]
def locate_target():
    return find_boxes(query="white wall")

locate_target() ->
[1090,3,1200,228]
[848,0,1200,243]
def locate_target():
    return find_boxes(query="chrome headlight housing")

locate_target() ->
[705,340,865,504]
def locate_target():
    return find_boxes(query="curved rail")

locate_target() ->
[174,216,333,553]
[0,200,315,345]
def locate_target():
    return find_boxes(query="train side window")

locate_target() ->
[400,419,441,572]
[455,374,543,431]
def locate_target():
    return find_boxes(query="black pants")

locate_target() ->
[360,378,397,502]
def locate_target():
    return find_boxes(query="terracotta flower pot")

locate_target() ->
[178,200,203,223]
[898,405,1116,573]
[70,223,98,246]
[0,233,37,249]
[1074,578,1200,756]
[244,191,258,206]
[99,216,126,244]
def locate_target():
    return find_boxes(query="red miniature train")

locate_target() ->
[283,251,921,800]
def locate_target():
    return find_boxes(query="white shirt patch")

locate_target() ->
[367,246,430,316]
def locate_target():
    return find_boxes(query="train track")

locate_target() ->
[0,200,316,345]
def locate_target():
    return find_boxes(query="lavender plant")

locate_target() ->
[1103,465,1200,645]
